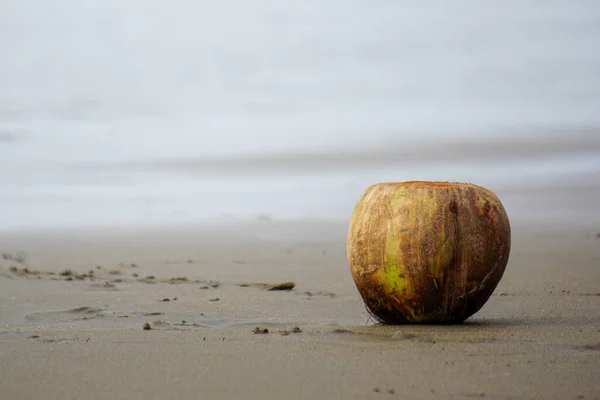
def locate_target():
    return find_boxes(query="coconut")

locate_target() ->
[346,181,511,324]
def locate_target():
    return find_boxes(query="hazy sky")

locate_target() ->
[2,0,600,158]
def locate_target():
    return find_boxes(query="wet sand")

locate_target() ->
[0,217,599,400]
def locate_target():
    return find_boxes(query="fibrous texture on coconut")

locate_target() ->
[347,181,511,324]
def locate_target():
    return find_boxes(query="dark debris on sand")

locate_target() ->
[239,281,296,291]
[8,266,96,281]
[268,282,296,291]
[279,327,302,336]
[1,252,28,264]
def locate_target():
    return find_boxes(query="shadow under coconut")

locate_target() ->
[463,316,597,328]
[326,321,521,345]
[327,313,595,345]
[363,317,564,329]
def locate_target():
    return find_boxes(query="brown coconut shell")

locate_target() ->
[346,181,511,324]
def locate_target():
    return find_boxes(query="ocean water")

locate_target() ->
[1,1,600,230]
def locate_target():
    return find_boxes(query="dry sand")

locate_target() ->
[1,218,599,400]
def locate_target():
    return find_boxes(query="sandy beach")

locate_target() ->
[1,216,599,400]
